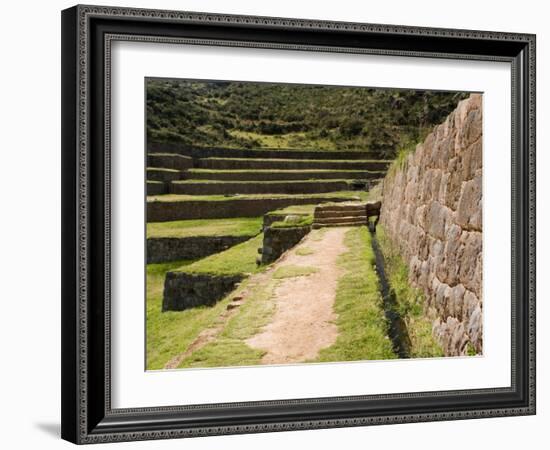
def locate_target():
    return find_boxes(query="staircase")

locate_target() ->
[312,203,368,229]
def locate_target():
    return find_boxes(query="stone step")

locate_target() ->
[314,209,366,218]
[195,157,390,171]
[316,202,366,210]
[312,221,367,229]
[185,169,385,182]
[314,215,367,224]
[170,179,352,196]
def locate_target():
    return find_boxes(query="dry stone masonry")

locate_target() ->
[380,94,483,356]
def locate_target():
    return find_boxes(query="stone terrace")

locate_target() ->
[146,145,390,220]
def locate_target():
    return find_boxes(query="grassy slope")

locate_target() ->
[315,227,396,362]
[146,260,236,370]
[146,217,262,239]
[376,226,444,358]
[173,234,263,276]
[147,79,468,157]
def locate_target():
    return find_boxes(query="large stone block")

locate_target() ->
[456,175,482,231]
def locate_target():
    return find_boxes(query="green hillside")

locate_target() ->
[146,78,468,158]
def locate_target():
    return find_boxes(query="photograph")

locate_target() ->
[56,3,537,445]
[145,79,483,370]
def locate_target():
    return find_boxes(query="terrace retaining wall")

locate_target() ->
[147,142,374,160]
[163,272,244,311]
[147,181,167,196]
[147,153,193,170]
[147,235,252,264]
[185,170,383,181]
[260,225,311,264]
[195,158,389,171]
[170,180,352,196]
[147,196,355,222]
[379,94,483,356]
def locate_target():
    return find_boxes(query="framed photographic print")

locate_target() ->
[61,5,536,444]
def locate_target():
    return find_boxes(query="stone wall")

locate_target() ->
[147,235,253,264]
[170,180,352,196]
[147,196,354,222]
[147,181,167,196]
[147,142,373,160]
[379,94,482,356]
[260,225,311,264]
[163,272,244,311]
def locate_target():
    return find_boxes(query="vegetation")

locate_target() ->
[177,278,279,368]
[270,215,313,228]
[147,167,179,173]
[199,157,390,163]
[314,227,396,362]
[146,259,236,369]
[173,234,263,276]
[146,217,262,239]
[266,204,317,215]
[385,140,424,179]
[172,179,353,185]
[295,246,315,256]
[147,192,364,202]
[272,265,319,279]
[147,78,468,158]
[376,226,444,358]
[189,168,381,174]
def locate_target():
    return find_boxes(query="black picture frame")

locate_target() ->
[61,4,536,444]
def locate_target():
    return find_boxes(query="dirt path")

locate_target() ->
[164,227,350,369]
[246,227,349,364]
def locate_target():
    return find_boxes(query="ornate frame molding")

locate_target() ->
[61,5,536,444]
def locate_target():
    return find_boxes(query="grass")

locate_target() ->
[177,278,280,368]
[266,204,318,215]
[228,129,336,150]
[149,152,192,159]
[273,265,319,279]
[173,234,263,276]
[376,226,444,358]
[172,179,353,184]
[201,157,392,164]
[147,192,363,202]
[146,259,236,370]
[189,169,380,174]
[270,215,313,228]
[147,167,179,173]
[146,217,262,239]
[314,227,396,362]
[295,246,315,256]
